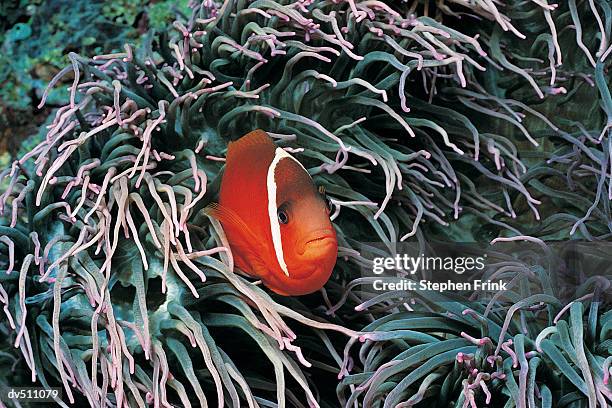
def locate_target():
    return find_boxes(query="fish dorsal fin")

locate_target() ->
[226,129,275,162]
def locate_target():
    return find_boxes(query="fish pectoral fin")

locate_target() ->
[244,253,274,281]
[204,203,270,280]
[204,202,270,273]
[224,240,270,276]
[204,202,259,240]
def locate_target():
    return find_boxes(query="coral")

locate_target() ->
[0,0,190,154]
[0,0,611,407]
[1,0,194,107]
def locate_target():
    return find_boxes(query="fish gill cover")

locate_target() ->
[0,0,611,407]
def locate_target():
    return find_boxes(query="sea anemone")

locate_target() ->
[338,238,612,407]
[0,0,611,407]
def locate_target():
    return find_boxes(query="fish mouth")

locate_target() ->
[297,229,337,256]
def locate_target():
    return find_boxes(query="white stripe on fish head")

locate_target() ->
[266,147,309,277]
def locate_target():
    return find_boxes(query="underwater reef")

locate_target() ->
[0,0,191,162]
[0,0,611,407]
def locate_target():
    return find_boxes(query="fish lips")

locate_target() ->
[296,228,337,258]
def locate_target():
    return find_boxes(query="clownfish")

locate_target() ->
[207,129,338,295]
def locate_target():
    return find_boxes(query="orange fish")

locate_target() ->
[208,129,338,295]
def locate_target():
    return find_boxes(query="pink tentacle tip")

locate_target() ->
[456,352,464,364]
[548,86,567,95]
[487,355,501,367]
[461,331,492,346]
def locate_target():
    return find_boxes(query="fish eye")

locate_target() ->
[277,208,289,224]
